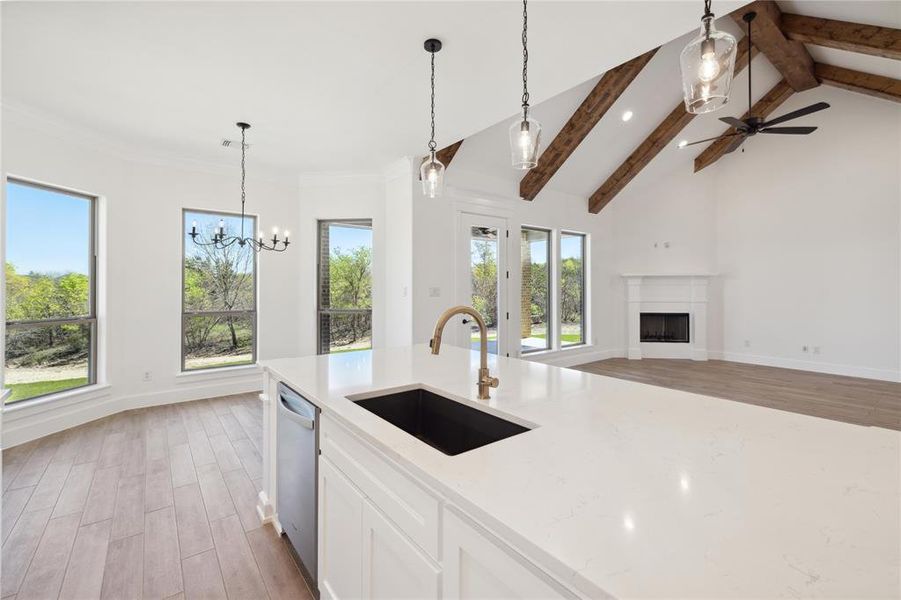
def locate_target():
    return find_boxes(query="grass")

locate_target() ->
[5,377,89,404]
[330,345,372,354]
[530,333,583,343]
[185,357,254,370]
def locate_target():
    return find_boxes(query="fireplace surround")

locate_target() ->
[623,274,712,360]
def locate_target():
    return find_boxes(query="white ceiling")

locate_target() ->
[451,0,901,200]
[1,0,751,176]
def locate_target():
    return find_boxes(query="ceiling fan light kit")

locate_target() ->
[420,38,446,198]
[680,0,738,114]
[682,11,830,154]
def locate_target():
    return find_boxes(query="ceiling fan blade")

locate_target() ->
[718,116,747,129]
[761,102,830,127]
[681,132,742,147]
[723,135,746,154]
[760,126,818,135]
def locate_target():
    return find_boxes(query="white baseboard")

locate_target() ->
[2,376,263,449]
[707,350,901,383]
[257,490,275,527]
[524,347,625,368]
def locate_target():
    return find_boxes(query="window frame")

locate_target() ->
[519,225,553,355]
[559,230,587,348]
[181,208,258,372]
[316,218,374,355]
[4,177,98,403]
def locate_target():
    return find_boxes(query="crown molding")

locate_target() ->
[1,100,298,186]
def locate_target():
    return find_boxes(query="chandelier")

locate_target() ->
[188,122,290,252]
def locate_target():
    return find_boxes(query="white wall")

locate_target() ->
[712,86,900,380]
[2,106,303,446]
[599,86,900,381]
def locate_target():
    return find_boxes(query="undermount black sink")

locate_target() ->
[352,388,530,456]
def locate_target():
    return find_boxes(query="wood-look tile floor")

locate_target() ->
[574,358,901,431]
[1,393,313,600]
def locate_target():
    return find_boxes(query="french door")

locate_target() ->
[458,214,509,356]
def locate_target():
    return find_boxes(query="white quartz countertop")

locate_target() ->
[262,346,900,599]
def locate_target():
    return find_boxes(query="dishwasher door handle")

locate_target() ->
[279,395,315,430]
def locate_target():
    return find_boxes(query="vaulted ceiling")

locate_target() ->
[449,0,901,210]
[1,0,747,176]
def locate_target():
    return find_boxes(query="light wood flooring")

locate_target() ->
[1,393,313,600]
[574,358,900,430]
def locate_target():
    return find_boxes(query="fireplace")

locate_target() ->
[640,313,689,343]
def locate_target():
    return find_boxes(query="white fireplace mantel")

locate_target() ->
[622,274,715,361]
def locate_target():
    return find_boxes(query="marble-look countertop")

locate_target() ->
[262,346,900,599]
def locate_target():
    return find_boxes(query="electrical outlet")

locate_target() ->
[802,345,809,353]
[743,339,751,348]
[813,346,821,355]
[428,287,441,298]
[143,371,153,381]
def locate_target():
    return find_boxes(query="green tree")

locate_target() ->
[560,257,583,324]
[470,241,497,326]
[328,246,372,345]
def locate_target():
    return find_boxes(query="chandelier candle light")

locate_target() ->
[680,0,738,114]
[420,38,445,198]
[189,122,290,252]
[510,0,541,169]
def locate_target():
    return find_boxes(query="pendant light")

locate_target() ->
[680,0,738,114]
[188,122,290,252]
[509,0,541,169]
[420,38,445,198]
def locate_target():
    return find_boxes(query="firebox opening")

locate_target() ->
[640,313,689,343]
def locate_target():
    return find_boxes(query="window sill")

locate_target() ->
[2,383,113,417]
[521,343,592,358]
[175,363,262,384]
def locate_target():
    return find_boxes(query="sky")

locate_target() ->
[6,181,91,275]
[329,223,372,254]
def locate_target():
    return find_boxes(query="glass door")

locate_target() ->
[459,214,508,356]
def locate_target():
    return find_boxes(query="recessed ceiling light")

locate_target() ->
[677,139,688,149]
[621,110,634,122]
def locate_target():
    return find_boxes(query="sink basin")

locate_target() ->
[352,388,530,456]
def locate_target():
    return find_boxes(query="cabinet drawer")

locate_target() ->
[321,414,441,560]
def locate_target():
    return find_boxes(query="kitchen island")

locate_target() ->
[259,345,899,599]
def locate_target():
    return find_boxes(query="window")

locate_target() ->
[317,220,373,354]
[4,179,96,404]
[560,231,586,347]
[182,210,256,370]
[520,227,550,353]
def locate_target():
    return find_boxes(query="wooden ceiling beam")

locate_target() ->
[733,1,817,92]
[519,47,658,202]
[782,13,901,60]
[815,63,901,103]
[693,79,795,173]
[587,37,758,214]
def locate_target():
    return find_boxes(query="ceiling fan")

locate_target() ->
[682,10,830,154]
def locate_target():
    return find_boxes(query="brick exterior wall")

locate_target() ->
[520,231,532,339]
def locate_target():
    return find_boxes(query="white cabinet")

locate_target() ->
[443,509,570,600]
[362,499,441,599]
[319,458,363,600]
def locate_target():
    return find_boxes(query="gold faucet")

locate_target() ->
[430,305,500,400]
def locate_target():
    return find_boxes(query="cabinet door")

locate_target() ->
[319,458,363,600]
[362,500,441,599]
[443,510,570,599]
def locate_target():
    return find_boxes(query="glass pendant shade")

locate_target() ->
[420,151,445,198]
[680,16,737,114]
[509,116,542,170]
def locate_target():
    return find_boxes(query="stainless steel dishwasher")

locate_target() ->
[276,382,319,593]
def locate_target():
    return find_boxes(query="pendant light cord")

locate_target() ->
[240,125,247,239]
[521,0,530,117]
[429,50,437,152]
[747,14,752,116]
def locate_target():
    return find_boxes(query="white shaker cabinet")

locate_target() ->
[442,509,572,599]
[361,499,441,599]
[319,457,364,600]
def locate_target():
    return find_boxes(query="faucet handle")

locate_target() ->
[487,376,499,388]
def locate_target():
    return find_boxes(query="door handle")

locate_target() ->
[279,395,315,429]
